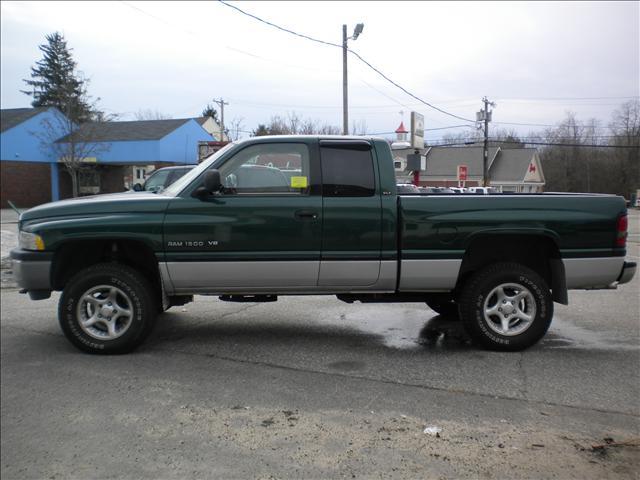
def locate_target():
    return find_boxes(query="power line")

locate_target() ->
[122,1,636,134]
[120,1,200,38]
[493,121,557,127]
[346,49,476,123]
[495,95,639,101]
[121,0,339,75]
[425,139,638,149]
[427,125,474,131]
[497,140,638,149]
[218,0,342,49]
[367,125,473,135]
[217,0,476,124]
[356,78,414,112]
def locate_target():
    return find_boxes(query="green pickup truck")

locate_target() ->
[10,136,636,354]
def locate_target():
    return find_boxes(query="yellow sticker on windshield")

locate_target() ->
[291,176,308,188]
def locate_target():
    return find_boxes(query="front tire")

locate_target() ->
[458,262,553,351]
[59,263,157,354]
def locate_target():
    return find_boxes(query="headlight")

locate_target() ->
[19,231,45,251]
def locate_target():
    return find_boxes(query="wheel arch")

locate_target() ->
[457,232,567,304]
[51,239,162,302]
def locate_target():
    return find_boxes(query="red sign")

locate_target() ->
[457,165,468,181]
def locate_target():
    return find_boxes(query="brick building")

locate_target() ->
[1,108,66,208]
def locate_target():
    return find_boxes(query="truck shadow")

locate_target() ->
[416,315,472,349]
[148,310,473,354]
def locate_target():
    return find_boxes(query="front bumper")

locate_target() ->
[9,249,53,299]
[617,261,637,285]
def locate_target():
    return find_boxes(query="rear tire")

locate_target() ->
[458,262,553,351]
[59,263,157,354]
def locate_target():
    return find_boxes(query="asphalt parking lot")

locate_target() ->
[1,209,639,479]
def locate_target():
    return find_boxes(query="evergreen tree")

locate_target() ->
[252,124,270,136]
[22,32,95,123]
[201,103,219,122]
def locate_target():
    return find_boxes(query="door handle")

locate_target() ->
[294,210,319,220]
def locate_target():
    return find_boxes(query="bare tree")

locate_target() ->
[299,118,318,135]
[609,99,640,197]
[252,112,341,136]
[439,130,481,146]
[538,103,639,196]
[35,109,110,198]
[609,99,640,145]
[134,109,170,120]
[227,116,246,141]
[316,123,341,135]
[351,119,368,136]
[287,112,301,134]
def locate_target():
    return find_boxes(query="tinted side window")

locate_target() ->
[320,146,375,197]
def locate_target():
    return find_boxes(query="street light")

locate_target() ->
[343,23,364,135]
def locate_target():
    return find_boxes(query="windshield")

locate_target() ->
[161,142,237,196]
[144,169,171,192]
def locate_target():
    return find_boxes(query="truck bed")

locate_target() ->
[397,193,627,291]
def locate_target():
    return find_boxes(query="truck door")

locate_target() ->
[163,141,322,291]
[318,140,382,286]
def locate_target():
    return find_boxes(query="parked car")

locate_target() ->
[396,183,421,194]
[466,187,500,194]
[133,166,195,193]
[420,187,456,194]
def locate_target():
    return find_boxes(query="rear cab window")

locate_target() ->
[319,141,375,197]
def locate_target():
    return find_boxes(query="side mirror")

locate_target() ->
[132,183,143,192]
[204,169,221,192]
[193,169,222,198]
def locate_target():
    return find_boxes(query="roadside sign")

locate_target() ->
[411,111,424,149]
[457,164,468,181]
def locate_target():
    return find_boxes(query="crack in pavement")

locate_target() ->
[517,352,528,399]
[3,321,638,419]
[169,302,262,329]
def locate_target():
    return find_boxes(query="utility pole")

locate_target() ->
[214,98,228,141]
[342,25,348,135]
[342,23,364,136]
[477,97,496,187]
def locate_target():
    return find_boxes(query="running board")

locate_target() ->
[218,294,278,303]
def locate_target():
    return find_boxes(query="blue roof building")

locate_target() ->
[1,108,213,207]
[56,118,212,164]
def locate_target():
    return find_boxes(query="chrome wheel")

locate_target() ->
[483,282,536,336]
[77,285,134,340]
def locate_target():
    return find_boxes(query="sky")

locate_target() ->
[1,1,638,142]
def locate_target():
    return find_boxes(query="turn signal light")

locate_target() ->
[615,214,628,247]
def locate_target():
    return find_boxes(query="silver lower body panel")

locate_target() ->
[162,260,397,295]
[563,257,626,289]
[398,259,461,291]
[11,259,52,290]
